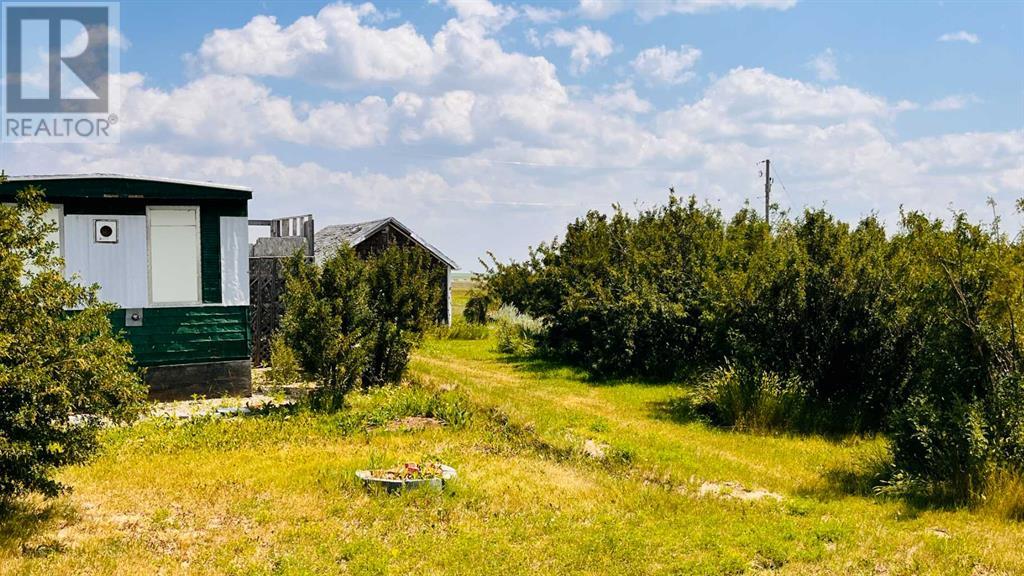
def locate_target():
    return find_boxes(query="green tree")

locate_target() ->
[0,182,145,502]
[889,211,1023,500]
[281,247,369,411]
[280,244,440,409]
[462,290,492,324]
[363,245,439,386]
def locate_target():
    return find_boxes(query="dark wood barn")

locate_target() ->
[248,216,457,366]
[314,217,457,324]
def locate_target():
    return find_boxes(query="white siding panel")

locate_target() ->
[220,216,249,305]
[446,267,452,326]
[149,207,200,304]
[64,214,148,308]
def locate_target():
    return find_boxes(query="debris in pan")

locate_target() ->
[356,462,457,493]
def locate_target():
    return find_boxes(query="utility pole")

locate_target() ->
[763,158,771,223]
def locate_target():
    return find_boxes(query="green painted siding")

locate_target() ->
[110,306,250,366]
[200,210,222,303]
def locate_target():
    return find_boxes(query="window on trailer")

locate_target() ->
[148,206,200,304]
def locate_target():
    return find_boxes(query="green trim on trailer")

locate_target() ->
[200,209,223,303]
[110,305,250,367]
[0,176,252,201]
[59,198,247,216]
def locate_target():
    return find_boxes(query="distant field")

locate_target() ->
[450,276,477,319]
[2,304,1023,574]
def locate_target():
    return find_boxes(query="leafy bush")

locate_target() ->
[482,197,724,378]
[280,244,439,410]
[482,199,912,400]
[693,364,808,432]
[494,305,545,356]
[362,246,439,387]
[462,290,492,324]
[266,334,301,388]
[710,209,915,431]
[281,247,369,411]
[885,212,1023,502]
[0,183,145,502]
[480,193,1024,503]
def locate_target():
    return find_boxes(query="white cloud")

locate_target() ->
[400,90,478,144]
[522,5,565,23]
[194,4,438,85]
[432,18,567,103]
[576,0,618,19]
[194,1,568,109]
[807,48,838,81]
[894,100,919,112]
[926,94,981,111]
[578,0,797,20]
[118,73,392,149]
[592,83,652,113]
[901,131,1023,171]
[9,2,1020,269]
[631,45,701,85]
[545,26,614,74]
[938,30,980,44]
[525,28,542,49]
[444,0,517,30]
[657,67,895,135]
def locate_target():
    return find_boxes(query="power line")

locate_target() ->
[757,159,771,223]
[770,163,803,213]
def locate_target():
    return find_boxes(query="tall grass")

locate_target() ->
[431,317,490,340]
[693,364,808,433]
[493,305,545,355]
[984,471,1024,521]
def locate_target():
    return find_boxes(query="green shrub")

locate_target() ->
[280,244,439,410]
[481,192,1024,502]
[693,364,808,433]
[479,252,539,315]
[888,394,994,501]
[494,304,544,356]
[281,247,369,411]
[462,290,492,324]
[266,334,301,388]
[0,182,145,502]
[886,212,1023,502]
[362,246,438,387]
[483,197,724,378]
[710,209,915,431]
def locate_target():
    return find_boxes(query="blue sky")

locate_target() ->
[3,0,1022,269]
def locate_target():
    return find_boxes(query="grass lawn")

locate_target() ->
[3,328,1023,574]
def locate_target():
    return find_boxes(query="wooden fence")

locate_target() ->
[248,214,315,366]
[249,257,286,367]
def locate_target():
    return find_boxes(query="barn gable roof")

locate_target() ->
[314,217,458,270]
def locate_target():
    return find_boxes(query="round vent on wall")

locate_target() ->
[94,219,118,243]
